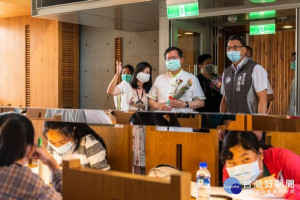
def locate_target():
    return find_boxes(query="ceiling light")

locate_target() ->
[177,34,182,37]
[184,32,193,35]
[283,25,293,29]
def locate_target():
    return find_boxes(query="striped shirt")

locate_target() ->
[0,163,62,200]
[51,134,110,170]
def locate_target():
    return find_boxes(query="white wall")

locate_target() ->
[80,26,159,109]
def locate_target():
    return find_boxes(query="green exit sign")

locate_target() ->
[249,10,276,20]
[250,24,276,35]
[167,2,199,18]
[250,0,276,3]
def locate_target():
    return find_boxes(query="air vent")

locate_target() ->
[25,25,31,107]
[61,22,79,108]
[115,37,122,84]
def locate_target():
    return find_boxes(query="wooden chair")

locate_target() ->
[145,126,219,186]
[176,114,202,129]
[26,107,47,119]
[0,106,15,113]
[63,159,191,200]
[114,110,134,124]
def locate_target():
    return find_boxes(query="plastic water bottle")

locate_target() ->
[196,162,211,200]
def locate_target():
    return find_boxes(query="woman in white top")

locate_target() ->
[107,61,134,111]
[107,61,153,111]
[129,62,152,111]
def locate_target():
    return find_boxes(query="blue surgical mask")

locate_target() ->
[291,61,296,71]
[48,141,73,155]
[121,74,132,82]
[227,51,241,63]
[166,59,181,71]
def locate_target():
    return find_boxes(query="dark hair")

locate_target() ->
[164,47,183,60]
[122,64,134,75]
[0,113,34,167]
[246,46,253,56]
[131,62,153,93]
[43,121,107,152]
[220,131,261,164]
[198,54,212,65]
[292,52,296,56]
[226,35,246,47]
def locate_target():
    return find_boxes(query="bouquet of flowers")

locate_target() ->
[169,79,193,100]
[209,76,222,92]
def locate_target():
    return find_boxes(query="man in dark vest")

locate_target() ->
[220,35,268,115]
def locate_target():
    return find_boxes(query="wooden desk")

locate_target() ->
[63,159,191,200]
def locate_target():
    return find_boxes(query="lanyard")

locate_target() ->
[136,88,144,104]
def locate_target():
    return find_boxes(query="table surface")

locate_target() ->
[190,182,285,200]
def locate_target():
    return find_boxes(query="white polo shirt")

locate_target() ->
[148,69,205,112]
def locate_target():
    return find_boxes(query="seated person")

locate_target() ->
[43,121,110,170]
[0,113,61,199]
[221,131,300,199]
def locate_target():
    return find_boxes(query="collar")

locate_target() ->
[168,69,184,78]
[231,56,248,71]
[14,162,23,167]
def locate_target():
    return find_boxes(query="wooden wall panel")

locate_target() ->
[0,16,28,106]
[30,17,60,108]
[0,16,79,108]
[249,30,295,115]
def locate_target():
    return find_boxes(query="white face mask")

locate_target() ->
[226,159,262,185]
[136,72,150,83]
[48,141,73,155]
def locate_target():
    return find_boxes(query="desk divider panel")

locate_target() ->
[63,159,191,200]
[268,131,300,155]
[145,126,219,186]
[91,125,132,173]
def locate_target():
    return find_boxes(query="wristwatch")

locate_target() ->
[185,101,189,108]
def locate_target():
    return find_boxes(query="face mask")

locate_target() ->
[121,74,132,82]
[227,51,241,63]
[136,72,150,83]
[291,61,296,71]
[247,56,253,61]
[166,59,181,71]
[226,159,262,185]
[204,64,214,74]
[48,141,73,155]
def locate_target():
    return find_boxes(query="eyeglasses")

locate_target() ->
[226,45,244,51]
[166,56,180,61]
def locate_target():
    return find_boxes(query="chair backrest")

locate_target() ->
[26,107,47,119]
[114,111,134,124]
[63,159,191,200]
[176,115,201,129]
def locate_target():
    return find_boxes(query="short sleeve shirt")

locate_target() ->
[116,81,133,111]
[148,70,206,112]
[221,58,268,95]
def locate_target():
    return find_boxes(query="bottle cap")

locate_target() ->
[199,162,207,168]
